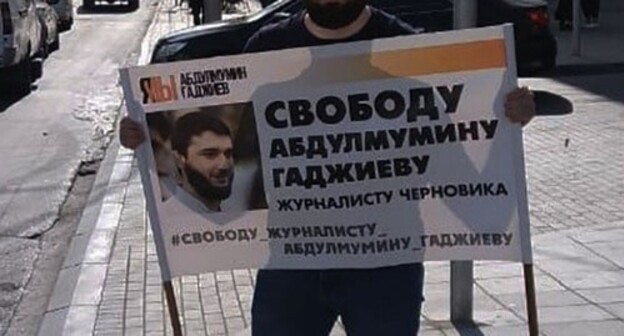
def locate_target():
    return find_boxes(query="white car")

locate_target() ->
[1,0,44,94]
[83,0,137,11]
[36,0,59,57]
[45,0,71,30]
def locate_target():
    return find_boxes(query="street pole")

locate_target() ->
[572,0,581,55]
[453,0,477,29]
[451,0,477,324]
[203,0,222,24]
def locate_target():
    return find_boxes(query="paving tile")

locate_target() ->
[571,227,624,244]
[64,306,99,336]
[145,322,165,332]
[474,261,525,279]
[537,305,613,324]
[419,330,445,336]
[555,270,624,290]
[184,310,203,320]
[83,229,116,263]
[225,316,246,332]
[532,238,597,261]
[535,254,619,274]
[477,274,565,295]
[99,299,126,308]
[72,265,107,306]
[497,289,588,316]
[125,317,144,328]
[94,330,123,336]
[603,303,624,319]
[421,283,450,319]
[207,323,227,335]
[146,332,166,336]
[472,309,524,327]
[95,320,124,329]
[96,312,124,321]
[96,203,124,230]
[203,304,223,315]
[575,286,624,305]
[443,323,528,336]
[124,327,144,336]
[584,240,624,268]
[541,320,624,336]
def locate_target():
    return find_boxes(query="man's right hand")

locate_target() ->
[119,117,146,150]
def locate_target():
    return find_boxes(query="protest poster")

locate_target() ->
[120,24,533,280]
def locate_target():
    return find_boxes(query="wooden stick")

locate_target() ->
[523,264,539,336]
[163,281,183,336]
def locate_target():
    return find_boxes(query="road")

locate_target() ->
[0,1,157,334]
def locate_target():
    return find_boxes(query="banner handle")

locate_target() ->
[450,260,473,323]
[523,264,539,336]
[163,281,183,336]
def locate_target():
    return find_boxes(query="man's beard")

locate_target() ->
[304,0,367,29]
[184,165,233,201]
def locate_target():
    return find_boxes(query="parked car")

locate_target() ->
[83,0,138,11]
[151,0,304,63]
[36,0,59,57]
[477,0,557,74]
[45,0,72,30]
[151,0,557,75]
[0,0,44,94]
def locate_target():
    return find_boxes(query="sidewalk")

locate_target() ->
[552,0,624,67]
[38,0,624,335]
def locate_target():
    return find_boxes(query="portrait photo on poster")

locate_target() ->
[145,102,267,217]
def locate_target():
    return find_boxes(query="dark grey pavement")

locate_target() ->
[37,0,624,335]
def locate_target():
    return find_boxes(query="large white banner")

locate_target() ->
[120,24,533,279]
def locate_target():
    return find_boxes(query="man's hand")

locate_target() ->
[119,117,146,150]
[504,87,535,127]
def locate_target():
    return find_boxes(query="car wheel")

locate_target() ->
[37,33,49,59]
[41,44,49,59]
[83,0,95,10]
[31,57,43,80]
[59,19,70,31]
[51,32,60,52]
[127,0,138,11]
[14,56,33,95]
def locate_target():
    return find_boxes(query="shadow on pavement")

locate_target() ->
[452,321,487,336]
[533,90,574,116]
[0,85,40,112]
[551,63,624,78]
[424,320,488,335]
[554,69,624,105]
[0,95,23,112]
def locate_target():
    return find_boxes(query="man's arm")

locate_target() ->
[505,87,535,126]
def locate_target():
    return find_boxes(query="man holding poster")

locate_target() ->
[120,0,535,334]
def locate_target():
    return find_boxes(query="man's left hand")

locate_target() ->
[504,87,535,127]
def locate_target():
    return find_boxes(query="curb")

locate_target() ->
[38,137,133,336]
[37,0,170,332]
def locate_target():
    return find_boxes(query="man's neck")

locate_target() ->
[201,198,221,212]
[304,6,371,40]
[183,181,221,212]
